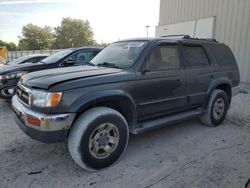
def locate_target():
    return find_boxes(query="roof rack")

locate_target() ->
[161,35,218,43]
[161,35,191,39]
[192,38,218,42]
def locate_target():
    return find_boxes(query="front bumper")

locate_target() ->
[12,95,76,143]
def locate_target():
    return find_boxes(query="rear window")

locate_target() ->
[208,44,236,66]
[182,46,210,67]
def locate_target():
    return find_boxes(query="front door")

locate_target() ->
[135,43,187,121]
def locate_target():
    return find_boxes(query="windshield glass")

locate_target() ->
[91,41,148,68]
[9,56,30,64]
[41,49,73,64]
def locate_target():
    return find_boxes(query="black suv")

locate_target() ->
[0,47,101,102]
[12,36,240,171]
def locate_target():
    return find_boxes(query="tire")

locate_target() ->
[68,107,129,171]
[200,89,229,127]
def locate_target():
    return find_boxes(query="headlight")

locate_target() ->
[0,71,26,80]
[31,90,62,107]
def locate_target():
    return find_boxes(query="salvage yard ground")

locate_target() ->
[1,87,250,188]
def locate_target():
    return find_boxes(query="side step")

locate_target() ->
[131,109,204,134]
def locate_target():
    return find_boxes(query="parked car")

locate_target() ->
[0,47,102,102]
[7,54,49,65]
[12,36,240,171]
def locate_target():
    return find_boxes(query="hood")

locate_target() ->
[20,65,124,90]
[0,63,37,75]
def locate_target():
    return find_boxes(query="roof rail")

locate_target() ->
[189,38,218,42]
[161,35,191,39]
[161,35,218,43]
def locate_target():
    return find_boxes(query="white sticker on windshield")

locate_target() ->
[128,42,144,48]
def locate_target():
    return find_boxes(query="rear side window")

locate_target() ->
[208,44,235,66]
[182,46,210,67]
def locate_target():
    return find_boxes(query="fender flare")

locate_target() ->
[68,90,137,128]
[204,78,232,108]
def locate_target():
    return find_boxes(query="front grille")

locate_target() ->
[16,84,30,106]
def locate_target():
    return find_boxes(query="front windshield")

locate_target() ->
[9,56,30,64]
[41,49,73,64]
[91,41,148,68]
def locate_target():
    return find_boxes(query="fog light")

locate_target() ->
[1,86,16,97]
[27,115,41,127]
[8,88,15,94]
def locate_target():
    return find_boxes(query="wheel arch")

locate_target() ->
[205,78,232,109]
[68,90,137,130]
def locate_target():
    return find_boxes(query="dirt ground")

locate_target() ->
[1,88,250,188]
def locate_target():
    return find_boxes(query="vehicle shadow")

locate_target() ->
[0,107,230,188]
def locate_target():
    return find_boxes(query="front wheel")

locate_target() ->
[68,107,129,171]
[200,89,229,127]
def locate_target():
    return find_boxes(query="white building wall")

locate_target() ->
[157,0,250,83]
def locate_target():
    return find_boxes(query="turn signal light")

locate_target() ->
[27,115,41,126]
[50,93,62,107]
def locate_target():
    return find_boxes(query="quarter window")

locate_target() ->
[146,45,179,70]
[182,46,210,67]
[208,44,235,65]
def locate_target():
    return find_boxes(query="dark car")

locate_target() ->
[7,54,49,65]
[0,47,102,102]
[12,36,240,171]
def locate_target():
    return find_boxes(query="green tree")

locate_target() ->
[18,24,54,50]
[53,17,94,49]
[0,40,17,50]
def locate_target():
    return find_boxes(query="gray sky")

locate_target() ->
[0,0,160,44]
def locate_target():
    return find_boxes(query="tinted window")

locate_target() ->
[146,45,179,70]
[24,57,39,63]
[38,56,47,62]
[183,46,210,67]
[69,51,94,65]
[208,44,235,66]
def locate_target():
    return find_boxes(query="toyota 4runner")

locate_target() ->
[12,36,240,171]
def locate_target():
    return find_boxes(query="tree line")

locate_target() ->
[1,17,107,51]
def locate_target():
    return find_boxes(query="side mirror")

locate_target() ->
[141,68,150,75]
[65,59,75,65]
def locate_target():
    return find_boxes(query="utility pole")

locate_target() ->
[145,25,150,37]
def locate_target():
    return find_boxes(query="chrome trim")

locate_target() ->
[232,86,240,97]
[12,95,76,132]
[18,83,31,93]
[17,83,31,106]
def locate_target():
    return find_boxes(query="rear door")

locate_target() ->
[182,44,214,107]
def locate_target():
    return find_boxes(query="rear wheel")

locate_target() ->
[68,107,129,171]
[200,89,229,127]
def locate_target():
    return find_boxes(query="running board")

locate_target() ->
[131,109,204,134]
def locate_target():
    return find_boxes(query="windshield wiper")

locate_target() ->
[97,62,119,68]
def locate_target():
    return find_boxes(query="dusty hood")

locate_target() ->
[20,65,123,90]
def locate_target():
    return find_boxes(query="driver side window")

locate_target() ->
[146,45,179,71]
[68,51,94,65]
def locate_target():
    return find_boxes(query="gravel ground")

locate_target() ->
[0,88,250,188]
